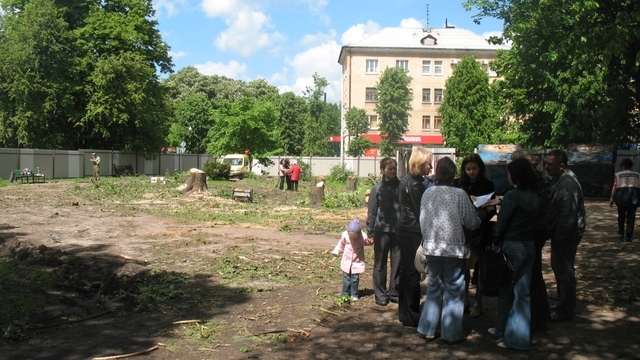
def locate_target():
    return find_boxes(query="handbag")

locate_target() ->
[480,248,514,294]
[414,245,428,274]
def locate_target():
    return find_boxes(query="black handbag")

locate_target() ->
[481,248,514,294]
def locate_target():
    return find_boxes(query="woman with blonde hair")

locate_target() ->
[397,148,433,326]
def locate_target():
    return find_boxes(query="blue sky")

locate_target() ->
[153,0,504,103]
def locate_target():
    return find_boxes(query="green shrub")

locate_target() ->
[328,163,355,183]
[322,191,363,209]
[203,160,230,180]
[295,158,312,181]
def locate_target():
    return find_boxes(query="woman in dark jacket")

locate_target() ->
[397,148,433,326]
[367,157,401,306]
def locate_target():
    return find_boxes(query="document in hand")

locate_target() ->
[473,192,495,208]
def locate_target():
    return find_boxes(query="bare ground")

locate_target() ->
[0,181,639,360]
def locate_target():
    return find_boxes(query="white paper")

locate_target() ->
[473,192,495,208]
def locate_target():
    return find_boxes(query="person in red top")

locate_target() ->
[288,161,302,191]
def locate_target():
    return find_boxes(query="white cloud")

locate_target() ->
[169,50,187,60]
[299,30,336,47]
[153,0,188,17]
[201,0,243,17]
[400,17,423,28]
[287,41,342,103]
[194,60,248,79]
[340,20,381,45]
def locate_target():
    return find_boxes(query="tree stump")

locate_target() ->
[311,185,324,206]
[346,177,357,191]
[178,168,208,194]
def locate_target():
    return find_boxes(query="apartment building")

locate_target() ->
[337,27,509,156]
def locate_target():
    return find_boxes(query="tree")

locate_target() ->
[439,56,501,155]
[205,98,279,157]
[375,67,413,156]
[465,0,640,147]
[302,73,333,156]
[167,94,214,154]
[344,107,372,158]
[277,92,308,156]
[0,0,173,156]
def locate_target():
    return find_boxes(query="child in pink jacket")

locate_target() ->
[332,219,373,300]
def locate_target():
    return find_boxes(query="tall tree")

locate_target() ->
[465,0,640,147]
[166,94,214,154]
[302,73,333,156]
[439,56,501,155]
[345,107,372,158]
[277,92,308,156]
[375,67,412,157]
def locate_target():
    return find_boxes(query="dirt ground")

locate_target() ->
[0,181,639,360]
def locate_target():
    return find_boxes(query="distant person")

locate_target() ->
[91,153,101,181]
[397,148,433,327]
[332,219,373,301]
[278,159,287,191]
[609,158,640,242]
[288,161,302,191]
[544,150,586,322]
[417,157,481,343]
[366,157,401,306]
[285,159,292,190]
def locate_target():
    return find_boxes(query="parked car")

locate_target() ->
[222,154,250,179]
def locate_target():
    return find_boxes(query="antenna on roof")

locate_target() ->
[424,3,430,32]
[445,18,455,28]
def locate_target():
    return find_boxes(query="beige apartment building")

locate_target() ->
[337,27,509,156]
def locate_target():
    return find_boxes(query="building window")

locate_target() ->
[434,88,443,103]
[488,66,497,77]
[368,115,379,129]
[422,115,431,130]
[422,60,431,75]
[434,60,443,75]
[366,59,378,74]
[396,60,409,72]
[434,116,442,130]
[365,87,378,102]
[422,88,431,103]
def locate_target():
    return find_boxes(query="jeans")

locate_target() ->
[551,233,581,318]
[617,205,637,239]
[279,176,285,190]
[495,240,535,350]
[342,272,359,298]
[372,232,401,303]
[417,256,465,342]
[398,230,422,326]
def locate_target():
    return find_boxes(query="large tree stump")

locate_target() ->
[310,176,325,206]
[178,168,208,194]
[346,176,357,191]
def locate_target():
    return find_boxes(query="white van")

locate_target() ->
[222,154,250,179]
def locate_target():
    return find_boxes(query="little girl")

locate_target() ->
[332,219,373,300]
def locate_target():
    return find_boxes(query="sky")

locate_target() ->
[153,0,504,103]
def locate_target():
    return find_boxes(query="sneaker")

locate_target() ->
[497,341,508,348]
[351,296,359,301]
[470,306,482,318]
[488,328,496,336]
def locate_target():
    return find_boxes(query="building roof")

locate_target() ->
[338,27,510,63]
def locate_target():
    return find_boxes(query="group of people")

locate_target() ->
[332,148,588,351]
[278,158,301,191]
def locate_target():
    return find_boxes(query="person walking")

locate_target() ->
[366,157,401,306]
[488,158,539,350]
[397,148,433,327]
[331,219,373,301]
[417,157,481,343]
[289,161,302,191]
[544,150,586,322]
[91,153,101,181]
[609,158,640,242]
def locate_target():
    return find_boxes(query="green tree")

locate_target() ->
[465,0,640,147]
[205,98,279,157]
[344,107,372,158]
[439,56,501,155]
[167,94,214,154]
[302,73,333,156]
[375,67,412,157]
[277,92,308,156]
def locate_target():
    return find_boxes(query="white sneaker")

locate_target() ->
[488,328,496,336]
[351,297,359,301]
[497,341,508,348]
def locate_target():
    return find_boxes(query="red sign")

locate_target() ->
[362,134,443,145]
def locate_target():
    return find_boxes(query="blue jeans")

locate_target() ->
[551,233,581,318]
[417,256,465,342]
[342,272,359,298]
[496,241,535,350]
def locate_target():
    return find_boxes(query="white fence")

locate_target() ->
[0,147,457,180]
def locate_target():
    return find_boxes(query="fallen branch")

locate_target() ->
[28,310,112,330]
[253,329,288,336]
[238,315,257,321]
[319,308,340,317]
[92,344,160,360]
[198,344,230,351]
[315,287,322,296]
[291,251,314,256]
[172,320,201,325]
[288,328,310,338]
